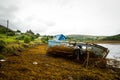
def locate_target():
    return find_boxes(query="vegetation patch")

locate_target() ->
[0,40,6,52]
[24,36,31,43]
[0,54,5,59]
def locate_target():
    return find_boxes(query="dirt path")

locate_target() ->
[0,45,117,80]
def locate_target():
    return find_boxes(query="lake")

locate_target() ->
[99,44,120,68]
[99,44,120,61]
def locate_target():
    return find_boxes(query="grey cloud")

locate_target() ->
[20,17,56,33]
[0,5,18,19]
[37,18,56,27]
[0,0,19,19]
[44,21,56,27]
[0,0,19,30]
[32,26,48,33]
[25,17,56,27]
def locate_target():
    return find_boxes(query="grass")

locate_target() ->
[0,54,5,59]
[0,45,118,80]
[0,33,42,44]
[0,34,17,43]
[0,33,42,58]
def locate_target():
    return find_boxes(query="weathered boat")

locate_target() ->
[46,34,109,67]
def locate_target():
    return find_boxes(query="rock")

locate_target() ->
[0,59,6,62]
[45,64,50,66]
[33,61,38,65]
[68,75,73,80]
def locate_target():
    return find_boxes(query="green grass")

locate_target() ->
[0,54,5,59]
[0,34,41,55]
[0,34,24,43]
[0,36,16,43]
[0,33,41,44]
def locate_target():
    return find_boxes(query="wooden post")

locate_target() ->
[86,49,89,68]
[6,20,9,38]
[82,43,90,68]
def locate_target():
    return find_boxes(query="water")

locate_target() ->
[99,44,120,60]
[99,44,120,68]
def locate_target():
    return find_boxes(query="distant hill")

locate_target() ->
[102,34,120,41]
[0,24,15,36]
[66,34,120,42]
[66,34,105,42]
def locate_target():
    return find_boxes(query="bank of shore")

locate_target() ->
[0,44,120,80]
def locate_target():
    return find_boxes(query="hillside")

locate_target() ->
[66,34,120,42]
[0,25,15,36]
[0,25,13,33]
[102,34,120,41]
[66,34,105,42]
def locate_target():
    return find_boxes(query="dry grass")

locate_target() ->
[0,45,117,80]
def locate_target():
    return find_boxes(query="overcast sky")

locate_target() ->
[0,0,120,36]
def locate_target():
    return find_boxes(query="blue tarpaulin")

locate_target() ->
[53,34,66,41]
[48,34,66,47]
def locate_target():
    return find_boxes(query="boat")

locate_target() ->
[46,34,109,67]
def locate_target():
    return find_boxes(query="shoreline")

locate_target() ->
[92,41,120,44]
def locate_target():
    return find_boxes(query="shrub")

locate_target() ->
[35,33,40,38]
[30,35,35,41]
[0,40,6,52]
[41,37,48,43]
[7,31,15,36]
[15,35,25,40]
[24,36,31,43]
[0,54,5,59]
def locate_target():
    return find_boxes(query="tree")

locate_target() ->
[35,33,40,38]
[26,29,34,35]
[41,36,48,43]
[16,30,21,33]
